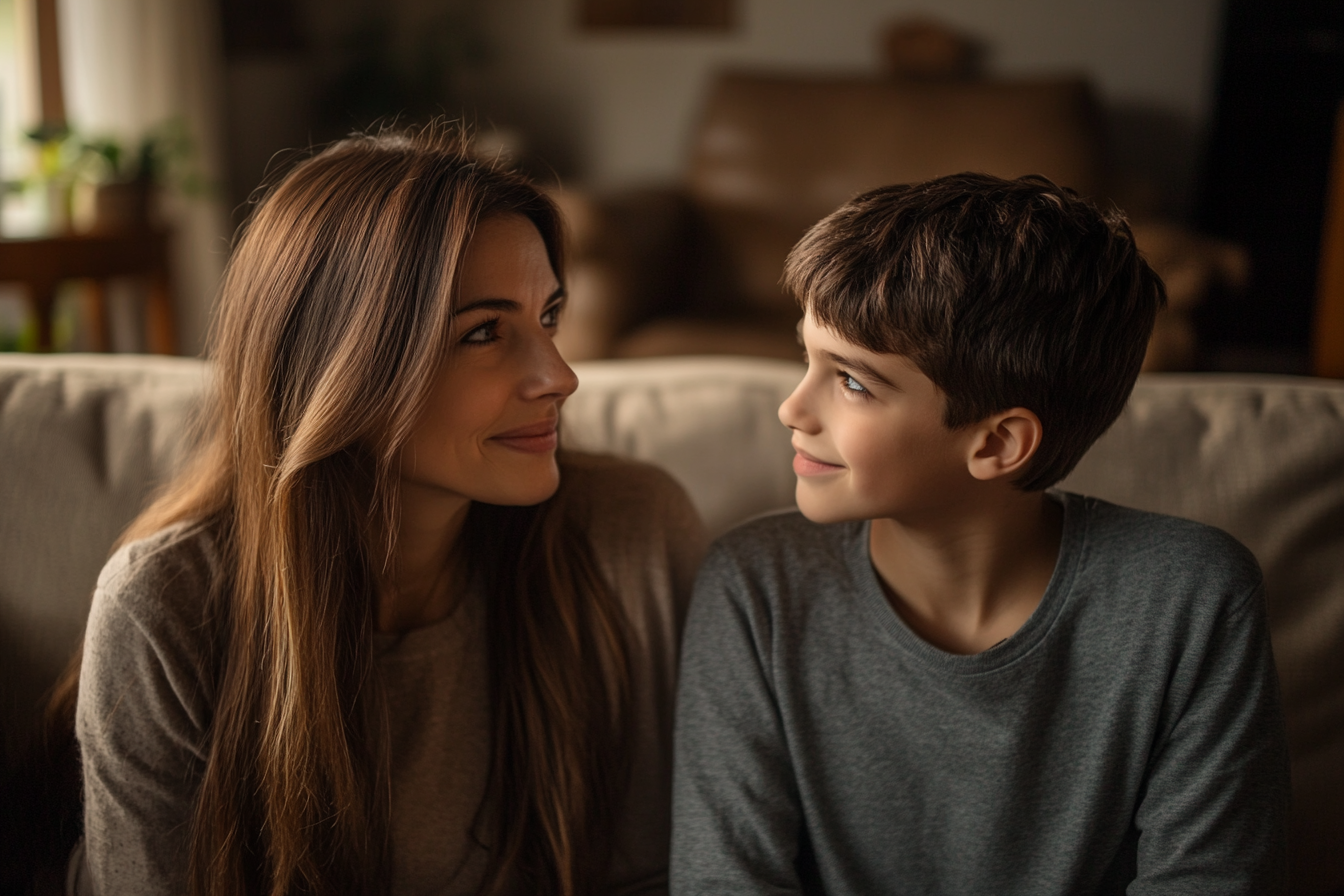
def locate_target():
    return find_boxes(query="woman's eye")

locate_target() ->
[461,319,498,344]
[841,373,868,394]
[541,305,561,328]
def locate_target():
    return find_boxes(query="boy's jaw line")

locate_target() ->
[793,444,846,477]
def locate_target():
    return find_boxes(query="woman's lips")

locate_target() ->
[490,419,559,454]
[793,446,844,477]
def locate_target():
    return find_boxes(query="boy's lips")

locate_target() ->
[490,418,559,454]
[793,446,845,477]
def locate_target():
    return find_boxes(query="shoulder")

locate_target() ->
[1070,493,1260,578]
[1063,492,1263,613]
[559,451,706,559]
[93,520,222,628]
[704,509,853,582]
[711,508,834,555]
[693,510,859,624]
[558,451,708,629]
[85,520,223,684]
[79,520,223,752]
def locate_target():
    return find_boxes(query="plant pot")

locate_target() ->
[93,179,155,232]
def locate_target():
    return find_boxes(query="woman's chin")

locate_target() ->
[474,463,562,507]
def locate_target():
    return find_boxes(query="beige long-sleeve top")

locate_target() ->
[74,454,706,896]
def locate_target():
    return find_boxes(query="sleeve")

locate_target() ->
[1131,580,1291,895]
[669,545,805,896]
[75,540,215,896]
[581,458,708,896]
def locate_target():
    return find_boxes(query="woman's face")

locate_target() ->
[398,213,578,507]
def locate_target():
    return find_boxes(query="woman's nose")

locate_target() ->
[521,331,579,401]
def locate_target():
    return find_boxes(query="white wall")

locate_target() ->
[468,0,1224,210]
[60,0,230,354]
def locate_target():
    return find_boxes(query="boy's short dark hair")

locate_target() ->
[783,173,1166,491]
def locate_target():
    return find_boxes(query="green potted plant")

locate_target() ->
[82,118,207,231]
[11,117,206,233]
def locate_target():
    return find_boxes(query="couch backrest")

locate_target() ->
[684,70,1104,310]
[0,355,802,778]
[2,355,1341,893]
[1061,374,1344,895]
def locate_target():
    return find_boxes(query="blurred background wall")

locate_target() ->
[5,0,1338,370]
[224,0,1220,215]
[469,0,1218,206]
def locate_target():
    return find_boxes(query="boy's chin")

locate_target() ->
[795,485,869,526]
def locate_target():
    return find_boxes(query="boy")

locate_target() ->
[670,174,1289,895]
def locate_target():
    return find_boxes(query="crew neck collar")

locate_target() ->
[851,491,1085,675]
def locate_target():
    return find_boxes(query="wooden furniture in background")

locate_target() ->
[0,229,177,353]
[1314,100,1344,378]
[554,64,1241,371]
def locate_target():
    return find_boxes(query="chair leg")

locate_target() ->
[145,274,177,355]
[29,278,59,352]
[83,281,112,352]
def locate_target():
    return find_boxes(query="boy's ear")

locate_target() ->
[965,407,1043,482]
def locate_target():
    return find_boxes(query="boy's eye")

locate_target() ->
[461,319,499,344]
[841,373,868,394]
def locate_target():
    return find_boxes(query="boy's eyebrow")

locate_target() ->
[453,287,565,317]
[822,350,899,390]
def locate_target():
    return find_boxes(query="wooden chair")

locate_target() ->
[0,228,177,353]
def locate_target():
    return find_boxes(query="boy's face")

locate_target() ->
[779,314,979,525]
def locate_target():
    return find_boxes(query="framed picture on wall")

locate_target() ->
[579,0,734,31]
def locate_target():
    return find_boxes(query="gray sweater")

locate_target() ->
[75,454,705,896]
[670,493,1289,896]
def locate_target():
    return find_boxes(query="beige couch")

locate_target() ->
[2,354,1342,894]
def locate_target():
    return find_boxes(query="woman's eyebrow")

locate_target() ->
[453,298,520,316]
[454,287,565,317]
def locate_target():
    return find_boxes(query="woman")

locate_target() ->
[70,128,705,896]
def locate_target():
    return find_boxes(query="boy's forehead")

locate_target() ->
[799,313,899,359]
[799,314,926,384]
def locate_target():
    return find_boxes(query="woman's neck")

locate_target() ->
[378,478,472,633]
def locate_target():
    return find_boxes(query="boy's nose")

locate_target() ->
[778,380,818,433]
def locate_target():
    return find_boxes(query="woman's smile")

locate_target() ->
[490,417,560,453]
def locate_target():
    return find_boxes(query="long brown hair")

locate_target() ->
[92,128,631,895]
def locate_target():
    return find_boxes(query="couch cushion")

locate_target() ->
[1062,374,1344,895]
[563,357,801,535]
[0,354,205,772]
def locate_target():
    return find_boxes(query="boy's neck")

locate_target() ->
[868,489,1064,656]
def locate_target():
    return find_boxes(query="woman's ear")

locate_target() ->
[966,408,1043,482]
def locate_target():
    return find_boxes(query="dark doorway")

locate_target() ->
[1196,0,1344,363]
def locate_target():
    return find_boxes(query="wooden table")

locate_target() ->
[0,229,177,353]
